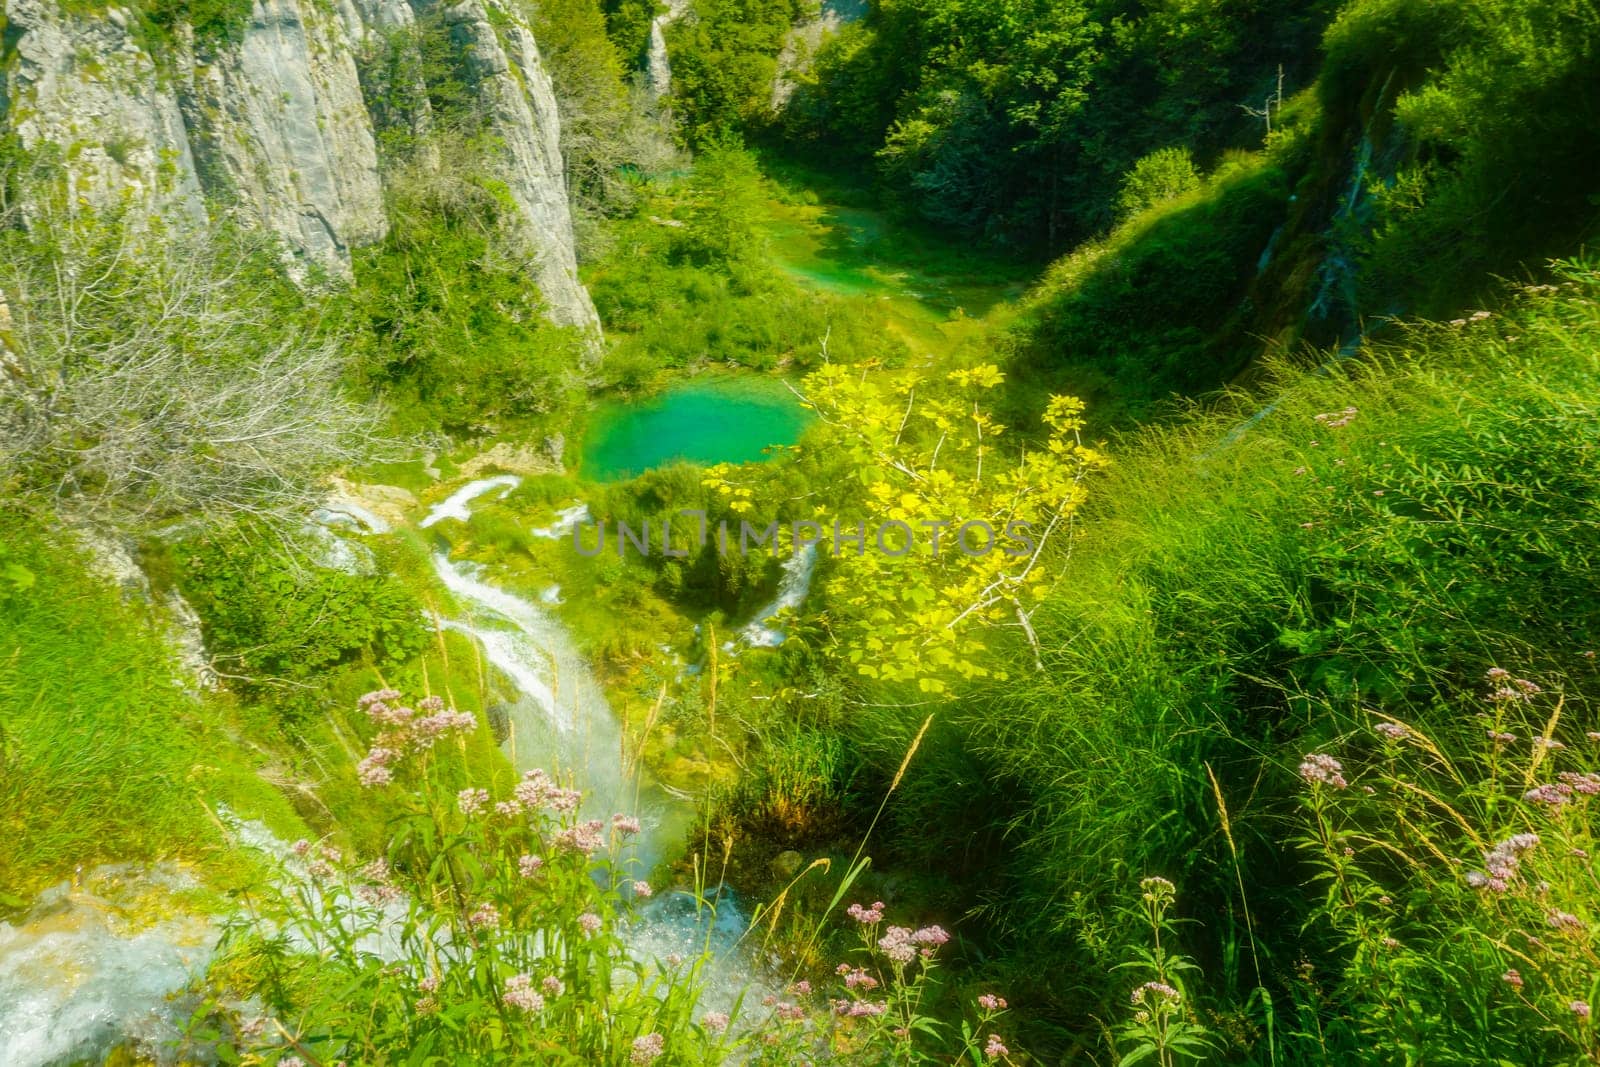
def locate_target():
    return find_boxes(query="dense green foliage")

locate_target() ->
[798,269,1600,1058]
[1003,142,1298,424]
[7,0,1600,1062]
[666,0,802,145]
[586,145,909,387]
[166,533,426,715]
[1324,0,1600,317]
[780,0,1335,246]
[0,519,214,899]
[346,152,589,438]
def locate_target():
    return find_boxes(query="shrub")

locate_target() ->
[0,159,379,529]
[1115,147,1202,222]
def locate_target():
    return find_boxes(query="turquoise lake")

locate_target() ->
[580,376,812,481]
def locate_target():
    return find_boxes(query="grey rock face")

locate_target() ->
[435,0,601,338]
[3,0,601,335]
[4,0,206,223]
[190,0,387,278]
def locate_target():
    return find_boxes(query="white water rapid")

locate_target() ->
[421,478,770,1009]
[738,544,818,648]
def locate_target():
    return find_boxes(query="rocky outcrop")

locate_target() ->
[771,0,866,109]
[435,0,599,334]
[1,0,601,335]
[188,0,387,278]
[2,0,206,223]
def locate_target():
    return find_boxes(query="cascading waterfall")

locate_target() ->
[0,476,773,1066]
[421,477,767,1006]
[738,544,818,648]
[643,0,690,100]
[646,17,672,98]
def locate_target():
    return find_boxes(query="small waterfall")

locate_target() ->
[531,501,591,540]
[425,478,692,876]
[643,0,692,101]
[739,544,818,648]
[425,477,774,1007]
[419,475,520,529]
[646,17,672,99]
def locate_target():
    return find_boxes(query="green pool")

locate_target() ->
[581,375,812,481]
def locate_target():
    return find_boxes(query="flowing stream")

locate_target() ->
[0,476,771,1066]
[422,477,766,1006]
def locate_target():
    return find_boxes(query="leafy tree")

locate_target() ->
[683,142,769,263]
[667,0,802,145]
[707,364,1102,690]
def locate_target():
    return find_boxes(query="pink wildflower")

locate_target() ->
[846,900,885,924]
[1559,772,1600,795]
[630,1033,665,1064]
[1299,753,1347,789]
[542,976,564,996]
[1131,982,1180,1005]
[357,748,397,787]
[632,881,653,898]
[554,820,605,856]
[1502,969,1523,989]
[458,788,489,816]
[841,966,878,991]
[878,925,917,964]
[613,814,643,836]
[1525,783,1574,806]
[978,994,1008,1012]
[985,1033,1010,1059]
[503,974,544,1013]
[1547,911,1584,934]
[518,854,544,878]
[578,912,602,936]
[1575,1001,1593,1019]
[513,768,551,809]
[701,1011,730,1033]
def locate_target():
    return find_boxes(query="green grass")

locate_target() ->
[828,265,1600,1055]
[0,518,241,900]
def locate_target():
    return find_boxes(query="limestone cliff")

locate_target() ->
[435,0,598,331]
[187,0,387,276]
[0,0,600,335]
